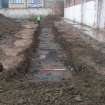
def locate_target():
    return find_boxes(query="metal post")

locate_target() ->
[81,0,84,24]
[25,0,27,8]
[42,0,45,8]
[97,0,103,28]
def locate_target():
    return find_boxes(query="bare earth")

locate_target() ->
[0,16,105,105]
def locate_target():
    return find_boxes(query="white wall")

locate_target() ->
[98,0,105,28]
[0,8,52,18]
[83,1,97,27]
[64,4,81,23]
[64,0,105,29]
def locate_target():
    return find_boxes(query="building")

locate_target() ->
[9,0,44,8]
[0,0,64,18]
[44,0,54,8]
[44,0,64,16]
[52,0,64,16]
[0,0,9,8]
[0,0,2,8]
[0,0,54,18]
[0,0,64,10]
[64,0,105,29]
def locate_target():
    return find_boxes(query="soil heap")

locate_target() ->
[0,14,21,34]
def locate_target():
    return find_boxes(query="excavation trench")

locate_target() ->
[28,22,71,81]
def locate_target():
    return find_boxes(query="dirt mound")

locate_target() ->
[0,14,21,34]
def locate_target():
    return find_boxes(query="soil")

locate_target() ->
[0,16,105,105]
[54,20,105,75]
[0,70,105,105]
[0,14,21,34]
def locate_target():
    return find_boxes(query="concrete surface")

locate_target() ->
[0,8,52,18]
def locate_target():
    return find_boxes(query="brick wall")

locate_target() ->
[52,0,64,16]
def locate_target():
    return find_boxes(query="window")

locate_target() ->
[28,0,43,8]
[9,0,44,8]
[9,0,23,4]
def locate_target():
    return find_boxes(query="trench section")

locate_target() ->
[28,23,70,81]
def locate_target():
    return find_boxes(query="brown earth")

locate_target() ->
[0,14,21,34]
[0,16,105,105]
[54,20,105,75]
[0,70,105,105]
[0,14,38,78]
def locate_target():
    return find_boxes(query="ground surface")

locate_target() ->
[0,14,22,51]
[0,16,105,105]
[0,14,21,34]
[0,16,36,76]
[54,19,105,75]
[0,14,23,72]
